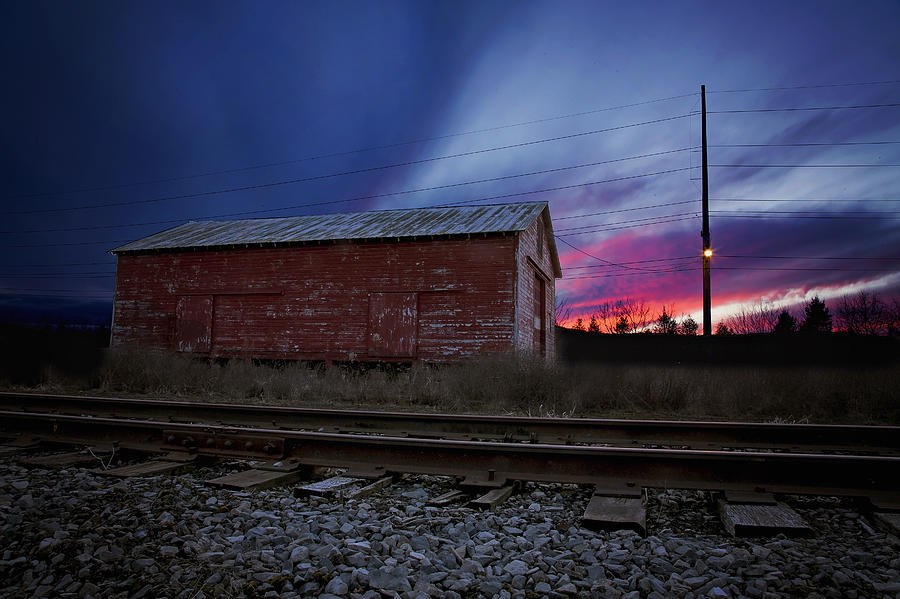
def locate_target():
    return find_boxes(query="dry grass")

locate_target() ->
[16,348,896,425]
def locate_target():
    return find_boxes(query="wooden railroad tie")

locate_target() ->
[98,452,206,478]
[207,458,310,491]
[581,483,646,535]
[716,491,812,537]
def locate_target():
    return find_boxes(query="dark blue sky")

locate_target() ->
[2,1,899,326]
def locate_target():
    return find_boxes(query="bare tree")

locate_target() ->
[592,301,618,334]
[554,295,573,327]
[618,297,652,333]
[837,291,889,335]
[720,300,779,334]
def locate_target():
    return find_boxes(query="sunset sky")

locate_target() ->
[2,1,899,327]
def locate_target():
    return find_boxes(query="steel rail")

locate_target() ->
[1,410,898,505]
[1,391,898,454]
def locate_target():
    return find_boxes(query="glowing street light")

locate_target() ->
[703,249,713,258]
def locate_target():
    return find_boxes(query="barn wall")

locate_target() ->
[514,212,557,360]
[111,236,518,362]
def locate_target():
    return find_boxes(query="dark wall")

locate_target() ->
[556,327,900,366]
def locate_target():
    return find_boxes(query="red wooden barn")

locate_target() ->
[110,201,561,363]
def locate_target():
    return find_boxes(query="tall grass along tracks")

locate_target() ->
[2,392,899,513]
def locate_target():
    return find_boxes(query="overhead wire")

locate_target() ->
[3,113,694,216]
[6,81,900,298]
[715,254,900,261]
[705,102,900,114]
[6,92,698,202]
[0,148,694,235]
[708,79,900,93]
[711,163,900,168]
[709,141,900,148]
[709,198,900,202]
[555,212,698,233]
[555,216,699,236]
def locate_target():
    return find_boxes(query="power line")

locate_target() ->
[709,141,900,148]
[0,273,114,278]
[0,260,116,268]
[7,93,697,202]
[709,213,900,220]
[3,113,693,216]
[439,167,692,208]
[563,266,701,280]
[553,200,697,221]
[712,266,898,272]
[554,235,682,273]
[555,212,697,233]
[556,216,699,236]
[711,163,900,168]
[709,79,900,94]
[0,167,693,249]
[706,103,900,114]
[716,254,900,261]
[0,148,694,235]
[561,253,900,272]
[711,209,899,215]
[564,256,696,270]
[0,287,112,294]
[707,197,900,205]
[5,239,132,249]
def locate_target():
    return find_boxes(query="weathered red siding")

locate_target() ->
[514,213,557,360]
[111,236,519,362]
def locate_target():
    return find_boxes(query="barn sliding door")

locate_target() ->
[369,292,417,358]
[175,295,213,353]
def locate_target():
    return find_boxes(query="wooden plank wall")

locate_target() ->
[111,236,518,362]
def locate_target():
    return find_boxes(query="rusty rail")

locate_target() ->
[1,391,898,454]
[2,410,899,506]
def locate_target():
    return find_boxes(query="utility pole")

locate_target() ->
[701,85,712,336]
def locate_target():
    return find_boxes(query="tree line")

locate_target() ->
[558,291,900,336]
[716,291,900,336]
[560,297,700,335]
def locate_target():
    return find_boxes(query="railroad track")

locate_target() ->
[2,391,899,511]
[2,391,898,454]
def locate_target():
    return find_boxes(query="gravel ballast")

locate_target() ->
[1,456,899,599]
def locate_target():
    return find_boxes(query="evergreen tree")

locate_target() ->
[800,296,832,334]
[588,314,600,333]
[653,307,678,334]
[680,316,699,336]
[773,310,796,335]
[614,314,630,334]
[715,322,734,335]
[573,318,585,331]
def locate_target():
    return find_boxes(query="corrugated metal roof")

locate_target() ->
[112,201,550,253]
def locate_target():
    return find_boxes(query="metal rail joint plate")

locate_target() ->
[162,429,285,458]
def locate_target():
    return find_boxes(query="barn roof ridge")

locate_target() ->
[182,200,549,225]
[111,201,561,277]
[112,201,543,247]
